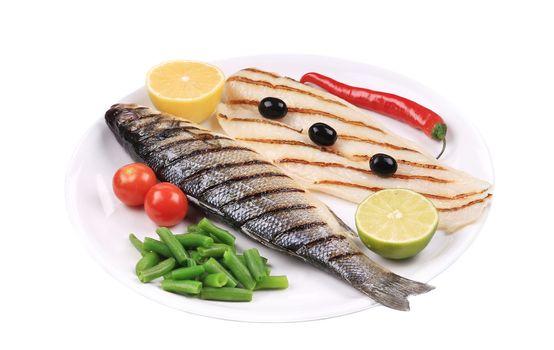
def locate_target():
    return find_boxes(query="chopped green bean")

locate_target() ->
[203,258,238,287]
[263,266,271,276]
[143,237,172,258]
[187,224,198,232]
[254,276,288,290]
[138,257,176,283]
[222,250,256,290]
[198,244,228,258]
[129,234,146,256]
[162,279,202,295]
[202,273,228,288]
[243,248,266,282]
[185,258,197,267]
[135,251,160,276]
[189,250,207,264]
[199,287,253,302]
[175,233,214,248]
[197,218,235,247]
[156,227,189,265]
[237,254,245,265]
[168,265,205,280]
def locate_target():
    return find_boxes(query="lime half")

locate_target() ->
[355,189,439,260]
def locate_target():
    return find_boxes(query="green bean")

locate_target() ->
[197,218,236,247]
[161,279,202,295]
[168,265,205,280]
[261,256,268,265]
[203,258,237,288]
[143,237,172,258]
[243,248,266,282]
[185,258,197,267]
[175,233,214,248]
[135,251,160,276]
[156,227,189,265]
[187,224,198,232]
[190,250,207,264]
[254,276,288,290]
[129,234,146,256]
[222,250,256,290]
[263,266,271,276]
[198,244,229,258]
[138,257,176,283]
[199,287,252,302]
[237,254,245,265]
[202,273,228,288]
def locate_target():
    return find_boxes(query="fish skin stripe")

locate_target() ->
[436,194,493,212]
[145,134,229,156]
[140,125,201,143]
[225,99,386,134]
[314,179,489,203]
[328,252,363,262]
[222,187,305,208]
[226,76,348,107]
[163,146,255,168]
[270,221,328,243]
[237,137,343,156]
[303,235,346,250]
[239,204,316,226]
[276,158,451,184]
[178,159,273,186]
[217,113,303,133]
[198,172,290,199]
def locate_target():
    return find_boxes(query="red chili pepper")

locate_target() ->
[300,72,447,141]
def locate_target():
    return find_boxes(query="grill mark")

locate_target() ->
[278,158,451,184]
[337,135,416,152]
[221,187,305,208]
[239,204,316,226]
[314,180,488,201]
[227,76,347,107]
[437,194,493,212]
[327,252,362,262]
[198,172,289,198]
[140,125,201,143]
[226,99,385,134]
[243,68,281,78]
[237,138,342,156]
[179,160,272,185]
[303,235,345,250]
[397,159,447,170]
[163,146,254,168]
[147,134,230,155]
[270,222,328,243]
[217,113,303,133]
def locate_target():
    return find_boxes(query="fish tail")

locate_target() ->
[360,272,434,311]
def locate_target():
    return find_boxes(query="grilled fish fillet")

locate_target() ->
[106,103,433,311]
[216,68,492,232]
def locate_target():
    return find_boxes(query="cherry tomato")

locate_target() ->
[144,182,189,226]
[112,163,157,206]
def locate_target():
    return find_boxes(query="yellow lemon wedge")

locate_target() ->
[355,189,439,260]
[146,60,225,123]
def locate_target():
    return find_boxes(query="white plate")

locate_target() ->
[65,55,494,322]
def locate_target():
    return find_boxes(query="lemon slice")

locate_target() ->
[355,189,439,260]
[146,60,225,123]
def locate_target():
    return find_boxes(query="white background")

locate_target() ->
[1,0,553,348]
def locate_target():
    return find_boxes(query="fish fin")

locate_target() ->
[361,273,434,311]
[328,206,358,238]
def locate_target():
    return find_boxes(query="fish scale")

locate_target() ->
[106,103,434,311]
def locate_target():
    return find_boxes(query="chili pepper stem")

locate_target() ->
[436,138,447,159]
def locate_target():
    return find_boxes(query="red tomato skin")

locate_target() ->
[144,183,189,226]
[112,163,157,206]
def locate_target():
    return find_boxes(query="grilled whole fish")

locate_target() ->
[216,68,492,232]
[106,103,433,311]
